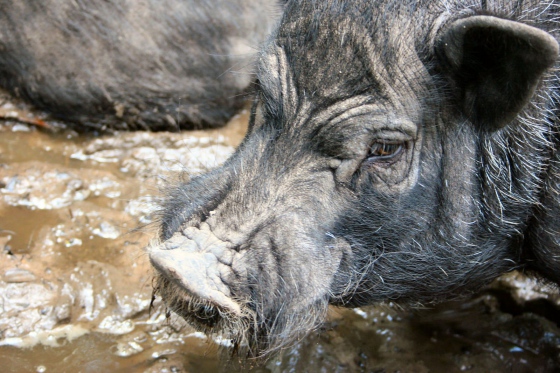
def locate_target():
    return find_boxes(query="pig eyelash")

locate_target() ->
[366,141,405,163]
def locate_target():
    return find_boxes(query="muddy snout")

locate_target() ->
[149,223,244,322]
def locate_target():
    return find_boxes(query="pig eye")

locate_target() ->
[367,141,404,161]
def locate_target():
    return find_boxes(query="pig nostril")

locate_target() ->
[202,305,218,318]
[192,304,221,327]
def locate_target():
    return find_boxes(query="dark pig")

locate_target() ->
[0,0,280,131]
[149,0,560,358]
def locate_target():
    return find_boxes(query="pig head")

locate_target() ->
[150,0,560,357]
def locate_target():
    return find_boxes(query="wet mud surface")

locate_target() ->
[1,93,560,372]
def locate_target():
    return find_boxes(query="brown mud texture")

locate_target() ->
[1,91,560,373]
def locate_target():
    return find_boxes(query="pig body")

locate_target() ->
[0,0,279,131]
[147,0,560,357]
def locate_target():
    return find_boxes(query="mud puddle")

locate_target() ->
[1,94,560,372]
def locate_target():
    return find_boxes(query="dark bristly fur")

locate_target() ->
[0,0,280,131]
[147,0,559,360]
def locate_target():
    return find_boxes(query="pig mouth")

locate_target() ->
[153,275,222,328]
[152,274,248,332]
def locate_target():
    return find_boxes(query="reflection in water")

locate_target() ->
[0,96,559,372]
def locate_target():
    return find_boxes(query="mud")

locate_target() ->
[1,91,560,372]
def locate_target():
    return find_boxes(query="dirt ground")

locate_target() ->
[1,91,560,372]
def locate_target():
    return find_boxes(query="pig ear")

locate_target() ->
[436,15,559,131]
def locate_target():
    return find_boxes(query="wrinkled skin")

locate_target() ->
[149,0,560,358]
[0,0,280,131]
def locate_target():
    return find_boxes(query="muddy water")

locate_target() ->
[1,95,560,373]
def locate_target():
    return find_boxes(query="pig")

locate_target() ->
[0,0,280,131]
[148,0,560,358]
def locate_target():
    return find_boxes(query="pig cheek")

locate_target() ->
[228,244,340,310]
[229,250,249,291]
[286,241,346,304]
[321,237,353,294]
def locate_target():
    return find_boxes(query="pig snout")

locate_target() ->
[149,158,353,357]
[149,222,248,329]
